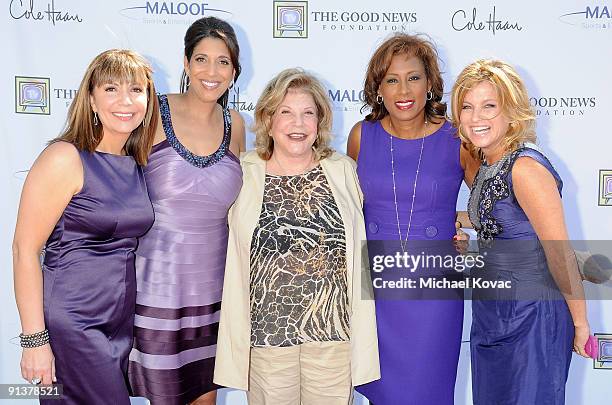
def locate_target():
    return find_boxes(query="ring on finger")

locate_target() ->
[30,377,42,385]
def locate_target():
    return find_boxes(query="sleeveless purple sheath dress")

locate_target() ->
[355,120,464,404]
[42,147,154,404]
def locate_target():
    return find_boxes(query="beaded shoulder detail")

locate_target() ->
[158,94,232,168]
[468,148,525,242]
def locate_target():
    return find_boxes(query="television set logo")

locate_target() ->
[273,1,308,38]
[559,5,611,30]
[599,170,612,206]
[15,76,50,115]
[593,333,612,369]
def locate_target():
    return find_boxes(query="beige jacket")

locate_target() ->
[213,150,380,390]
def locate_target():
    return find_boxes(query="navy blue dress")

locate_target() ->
[468,145,574,405]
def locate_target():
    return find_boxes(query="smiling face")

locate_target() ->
[270,88,318,161]
[459,81,512,163]
[89,80,148,140]
[184,37,235,102]
[378,53,430,122]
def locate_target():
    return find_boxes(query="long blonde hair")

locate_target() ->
[450,59,535,161]
[55,49,158,165]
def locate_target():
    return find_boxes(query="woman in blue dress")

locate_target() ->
[451,59,591,404]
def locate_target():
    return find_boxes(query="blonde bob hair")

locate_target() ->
[55,49,158,165]
[450,59,536,161]
[253,68,333,161]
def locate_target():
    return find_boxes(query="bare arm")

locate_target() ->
[230,109,246,155]
[13,141,83,383]
[460,144,480,188]
[346,121,362,162]
[512,156,589,357]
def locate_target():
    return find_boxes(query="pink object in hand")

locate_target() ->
[585,335,598,358]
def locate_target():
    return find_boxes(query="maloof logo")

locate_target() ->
[328,88,365,112]
[559,5,611,29]
[120,1,231,25]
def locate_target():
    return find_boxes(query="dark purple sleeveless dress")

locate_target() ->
[355,120,464,404]
[42,146,154,404]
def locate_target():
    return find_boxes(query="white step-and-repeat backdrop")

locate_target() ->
[3,1,611,404]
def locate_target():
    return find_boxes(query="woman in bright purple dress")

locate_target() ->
[128,17,245,405]
[347,34,478,404]
[13,49,158,404]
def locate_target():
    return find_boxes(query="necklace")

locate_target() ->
[272,151,314,176]
[390,122,427,253]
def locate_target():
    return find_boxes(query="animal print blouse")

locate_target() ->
[249,165,350,347]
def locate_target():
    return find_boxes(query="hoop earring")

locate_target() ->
[376,94,383,104]
[426,90,433,101]
[93,112,99,126]
[229,80,234,90]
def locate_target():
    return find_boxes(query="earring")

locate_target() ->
[93,112,99,126]
[426,90,433,101]
[229,80,234,90]
[376,94,383,104]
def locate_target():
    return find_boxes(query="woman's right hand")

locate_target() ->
[21,344,56,385]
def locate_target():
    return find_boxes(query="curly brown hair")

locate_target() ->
[362,33,446,123]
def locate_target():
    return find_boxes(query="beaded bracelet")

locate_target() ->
[19,329,50,348]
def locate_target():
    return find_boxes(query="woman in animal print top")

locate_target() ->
[213,68,380,405]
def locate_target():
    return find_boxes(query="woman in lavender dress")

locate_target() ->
[13,49,157,404]
[128,17,245,405]
[347,34,478,404]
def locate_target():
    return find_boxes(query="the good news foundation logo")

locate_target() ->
[15,76,50,115]
[273,0,417,38]
[529,96,597,118]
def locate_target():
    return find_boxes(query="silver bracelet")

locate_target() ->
[19,329,50,348]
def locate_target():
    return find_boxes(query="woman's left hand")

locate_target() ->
[573,324,591,358]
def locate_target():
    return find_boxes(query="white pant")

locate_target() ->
[247,341,353,405]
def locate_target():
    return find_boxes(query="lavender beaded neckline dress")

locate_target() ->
[128,95,242,404]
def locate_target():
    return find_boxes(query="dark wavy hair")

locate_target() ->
[180,17,241,108]
[361,33,446,123]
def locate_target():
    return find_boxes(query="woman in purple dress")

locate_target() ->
[13,49,157,404]
[347,34,478,404]
[451,59,590,404]
[127,17,245,405]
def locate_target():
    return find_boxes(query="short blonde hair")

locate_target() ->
[253,68,333,161]
[55,49,158,165]
[450,59,535,161]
